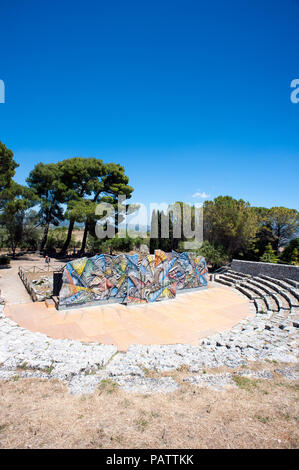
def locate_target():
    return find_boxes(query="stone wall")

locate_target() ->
[231,259,299,281]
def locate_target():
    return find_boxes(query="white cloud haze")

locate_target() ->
[192,190,210,199]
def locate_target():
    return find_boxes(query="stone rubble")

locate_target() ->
[31,276,53,301]
[184,373,235,391]
[0,369,18,380]
[68,373,107,395]
[114,376,179,394]
[234,369,274,380]
[274,367,299,381]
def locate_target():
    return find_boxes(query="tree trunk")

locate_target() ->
[61,218,75,255]
[40,223,50,253]
[79,219,89,254]
[273,239,279,255]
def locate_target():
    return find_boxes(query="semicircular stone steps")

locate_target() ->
[258,275,299,303]
[237,283,280,312]
[245,279,290,310]
[253,297,269,314]
[214,269,299,319]
[259,274,298,290]
[226,271,251,280]
[215,273,280,312]
[253,277,298,309]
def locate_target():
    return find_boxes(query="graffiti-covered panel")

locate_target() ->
[58,251,208,308]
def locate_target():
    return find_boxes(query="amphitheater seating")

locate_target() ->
[214,268,299,316]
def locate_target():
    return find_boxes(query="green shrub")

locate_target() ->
[0,255,11,266]
[87,234,136,254]
[87,235,104,254]
[196,241,229,269]
[110,236,134,252]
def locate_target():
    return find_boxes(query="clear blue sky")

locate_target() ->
[0,0,298,212]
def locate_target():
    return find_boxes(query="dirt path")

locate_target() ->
[0,254,65,305]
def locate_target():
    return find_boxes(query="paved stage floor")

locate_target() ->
[4,284,253,351]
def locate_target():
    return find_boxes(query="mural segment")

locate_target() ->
[58,250,208,309]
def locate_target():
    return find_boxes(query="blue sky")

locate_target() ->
[0,0,298,216]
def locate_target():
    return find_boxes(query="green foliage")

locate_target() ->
[87,234,135,254]
[65,199,96,223]
[149,208,178,253]
[241,206,299,260]
[203,196,259,258]
[1,141,299,269]
[86,234,103,254]
[0,183,37,256]
[98,378,119,394]
[280,238,299,265]
[110,236,134,252]
[0,143,38,255]
[245,207,276,260]
[0,255,11,265]
[0,227,7,250]
[148,198,299,271]
[290,248,299,266]
[260,243,278,263]
[196,241,229,269]
[45,227,78,252]
[232,375,258,391]
[20,210,42,251]
[133,237,147,249]
[0,209,42,254]
[267,207,299,253]
[57,157,134,253]
[27,162,65,251]
[0,141,19,209]
[149,210,159,254]
[1,209,24,257]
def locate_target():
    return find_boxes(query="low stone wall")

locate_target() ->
[231,259,299,281]
[18,267,53,301]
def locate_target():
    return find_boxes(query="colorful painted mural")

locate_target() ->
[58,250,208,308]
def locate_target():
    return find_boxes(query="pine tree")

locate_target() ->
[260,243,278,263]
[27,163,65,252]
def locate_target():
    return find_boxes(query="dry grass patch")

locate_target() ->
[98,379,119,395]
[0,366,298,449]
[232,376,258,392]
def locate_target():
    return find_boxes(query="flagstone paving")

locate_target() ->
[4,285,253,350]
